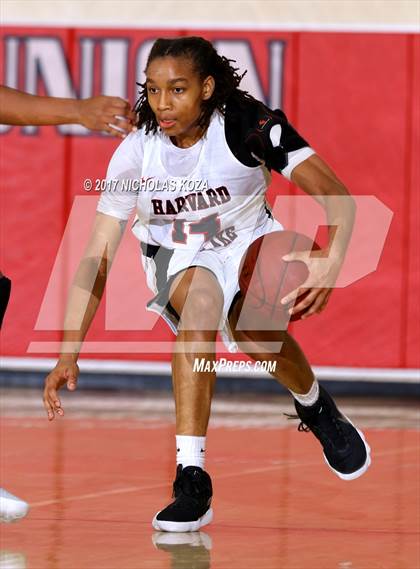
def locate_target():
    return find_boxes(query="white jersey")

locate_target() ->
[97,102,314,251]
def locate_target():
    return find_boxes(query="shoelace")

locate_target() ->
[312,407,351,450]
[284,413,311,433]
[284,410,350,449]
[173,468,203,498]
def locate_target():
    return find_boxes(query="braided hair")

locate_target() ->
[134,36,254,134]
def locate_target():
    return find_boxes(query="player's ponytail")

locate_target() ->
[134,36,253,133]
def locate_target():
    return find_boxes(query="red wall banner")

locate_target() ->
[1,27,419,368]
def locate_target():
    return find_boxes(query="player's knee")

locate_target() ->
[176,329,218,355]
[179,288,223,330]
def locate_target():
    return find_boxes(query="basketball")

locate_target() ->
[238,231,320,321]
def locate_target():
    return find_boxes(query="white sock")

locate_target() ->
[176,435,206,469]
[290,379,320,407]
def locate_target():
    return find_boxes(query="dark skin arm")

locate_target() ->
[0,86,136,137]
[43,213,126,420]
[281,154,356,319]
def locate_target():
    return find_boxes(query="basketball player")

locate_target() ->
[0,86,135,523]
[43,37,371,532]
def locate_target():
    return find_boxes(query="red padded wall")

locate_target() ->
[1,27,418,368]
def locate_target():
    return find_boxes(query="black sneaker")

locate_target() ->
[152,465,213,532]
[294,386,371,480]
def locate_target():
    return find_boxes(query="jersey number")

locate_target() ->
[172,214,221,244]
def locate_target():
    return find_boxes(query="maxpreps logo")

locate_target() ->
[0,31,286,135]
[193,358,277,373]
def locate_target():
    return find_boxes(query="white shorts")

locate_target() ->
[140,217,283,352]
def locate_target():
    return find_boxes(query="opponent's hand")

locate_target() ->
[77,96,137,137]
[43,359,79,421]
[281,250,343,319]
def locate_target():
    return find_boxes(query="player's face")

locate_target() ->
[146,56,214,147]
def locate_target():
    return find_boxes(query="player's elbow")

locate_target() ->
[73,255,109,294]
